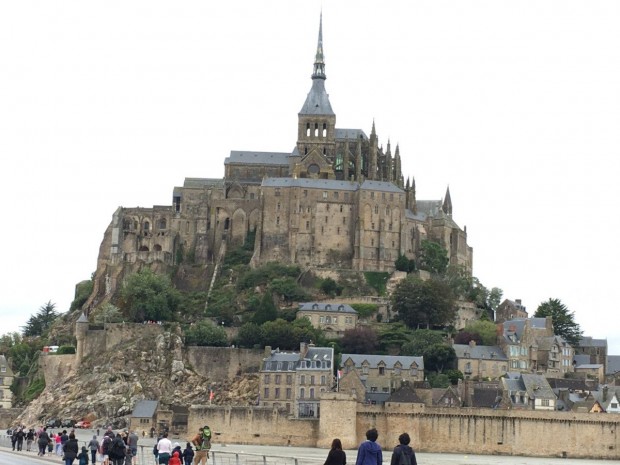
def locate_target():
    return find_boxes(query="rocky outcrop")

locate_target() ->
[17,326,259,428]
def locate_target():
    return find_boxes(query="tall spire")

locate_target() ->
[442,186,453,216]
[312,12,326,80]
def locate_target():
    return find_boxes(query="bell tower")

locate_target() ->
[297,13,337,175]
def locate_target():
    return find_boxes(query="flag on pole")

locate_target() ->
[337,370,342,379]
[209,389,214,402]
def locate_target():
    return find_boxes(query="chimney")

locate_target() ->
[300,342,308,359]
[515,299,522,305]
[603,385,608,402]
[469,340,477,348]
[264,346,272,358]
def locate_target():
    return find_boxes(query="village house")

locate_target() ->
[296,302,358,337]
[259,342,334,418]
[452,340,508,380]
[495,298,528,324]
[502,373,556,410]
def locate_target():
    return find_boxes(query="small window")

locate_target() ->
[275,188,281,197]
[322,191,328,199]
[303,190,308,197]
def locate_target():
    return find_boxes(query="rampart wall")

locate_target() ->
[191,397,620,460]
[185,347,262,381]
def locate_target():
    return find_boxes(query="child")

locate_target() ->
[182,442,195,465]
[78,446,90,465]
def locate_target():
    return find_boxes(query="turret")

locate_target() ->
[75,312,89,364]
[369,121,378,180]
[394,144,402,187]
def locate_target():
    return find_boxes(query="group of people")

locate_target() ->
[325,428,417,465]
[90,426,140,465]
[154,425,211,465]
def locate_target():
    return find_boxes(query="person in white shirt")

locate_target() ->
[157,432,173,464]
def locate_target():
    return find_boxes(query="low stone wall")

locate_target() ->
[189,405,318,447]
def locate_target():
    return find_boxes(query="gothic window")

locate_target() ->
[308,164,320,175]
[335,153,343,171]
[322,123,327,137]
[224,218,230,230]
[306,123,310,137]
[144,221,150,231]
[158,219,167,229]
[314,123,319,137]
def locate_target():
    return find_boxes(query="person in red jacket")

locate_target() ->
[169,442,183,465]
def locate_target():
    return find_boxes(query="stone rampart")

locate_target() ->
[190,398,620,460]
[189,405,318,447]
[186,347,262,381]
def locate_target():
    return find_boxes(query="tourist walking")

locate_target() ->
[63,432,80,465]
[77,446,90,465]
[127,430,139,464]
[182,442,195,465]
[37,427,51,456]
[354,428,382,465]
[156,432,172,465]
[26,428,35,452]
[109,433,127,465]
[88,434,99,464]
[390,433,417,465]
[324,438,346,465]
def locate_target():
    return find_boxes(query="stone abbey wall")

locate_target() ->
[190,396,620,460]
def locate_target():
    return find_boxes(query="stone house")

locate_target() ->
[296,302,357,337]
[452,340,508,380]
[129,399,158,434]
[574,364,605,383]
[259,343,334,418]
[575,337,608,374]
[0,355,13,409]
[535,335,574,376]
[340,354,424,396]
[606,355,620,383]
[495,299,528,324]
[499,317,555,373]
[502,373,556,410]
[85,14,473,310]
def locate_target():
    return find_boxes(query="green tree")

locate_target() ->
[418,240,449,275]
[236,323,265,348]
[427,372,451,388]
[377,323,413,354]
[93,303,124,324]
[269,277,310,304]
[261,319,297,350]
[340,327,379,354]
[401,329,454,373]
[463,320,498,346]
[251,293,278,325]
[392,277,456,329]
[395,254,415,273]
[119,269,181,322]
[320,278,343,297]
[22,301,59,337]
[185,320,228,346]
[534,298,582,347]
[445,369,464,385]
[292,318,323,344]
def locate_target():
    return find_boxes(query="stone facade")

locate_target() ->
[341,354,424,396]
[258,343,334,418]
[296,302,358,337]
[85,16,473,309]
[453,341,508,380]
[496,298,528,323]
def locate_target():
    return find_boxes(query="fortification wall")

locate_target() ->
[190,399,620,460]
[39,354,76,382]
[186,347,262,381]
[189,405,318,447]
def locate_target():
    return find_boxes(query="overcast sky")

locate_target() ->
[1,1,618,355]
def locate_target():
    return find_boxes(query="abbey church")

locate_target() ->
[91,16,473,302]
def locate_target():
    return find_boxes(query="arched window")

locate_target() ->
[306,122,310,137]
[224,218,230,230]
[153,244,162,251]
[158,218,167,229]
[144,221,150,231]
[322,123,327,137]
[138,246,149,252]
[314,123,319,137]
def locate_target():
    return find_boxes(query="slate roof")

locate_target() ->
[262,347,334,371]
[132,400,158,418]
[387,383,425,404]
[182,178,225,189]
[405,209,428,221]
[607,355,620,376]
[335,128,368,141]
[536,335,569,351]
[416,200,442,216]
[225,151,291,166]
[573,354,590,366]
[360,180,404,194]
[575,364,603,370]
[502,317,548,342]
[261,177,359,191]
[521,374,555,400]
[300,78,334,116]
[471,388,503,408]
[341,354,424,370]
[453,344,507,361]
[546,378,595,392]
[579,337,608,348]
[298,302,357,314]
[592,386,620,410]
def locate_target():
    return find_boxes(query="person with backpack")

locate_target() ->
[156,432,173,465]
[182,442,195,465]
[191,425,212,465]
[101,433,113,465]
[354,428,382,465]
[390,433,417,465]
[323,438,346,465]
[77,446,90,465]
[26,428,35,452]
[109,433,127,465]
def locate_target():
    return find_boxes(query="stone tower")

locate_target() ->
[75,312,89,364]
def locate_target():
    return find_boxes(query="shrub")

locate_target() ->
[364,272,389,296]
[57,345,76,355]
